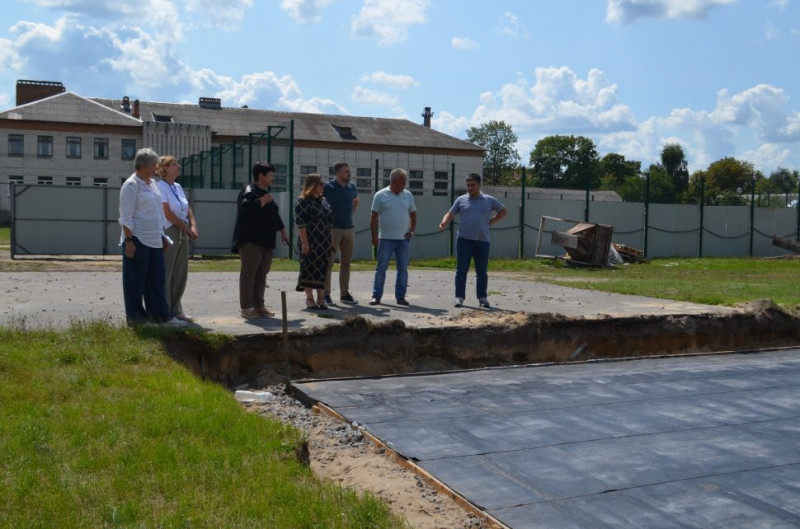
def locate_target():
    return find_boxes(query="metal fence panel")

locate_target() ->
[13,185,108,255]
[754,208,796,257]
[703,206,750,257]
[591,201,645,251]
[648,204,700,257]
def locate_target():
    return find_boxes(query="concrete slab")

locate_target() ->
[293,350,800,529]
[0,270,736,333]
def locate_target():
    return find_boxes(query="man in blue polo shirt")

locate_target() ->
[323,162,359,305]
[439,173,507,309]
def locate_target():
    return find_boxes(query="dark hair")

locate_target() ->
[252,162,275,181]
[466,173,482,185]
[333,162,349,175]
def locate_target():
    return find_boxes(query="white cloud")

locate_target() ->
[280,0,334,24]
[763,21,781,41]
[359,71,419,88]
[352,86,401,109]
[768,0,788,10]
[605,0,735,25]
[499,11,531,39]
[184,0,254,30]
[185,68,348,113]
[351,0,430,46]
[451,37,477,50]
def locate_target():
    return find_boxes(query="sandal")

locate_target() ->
[255,307,275,316]
[306,299,318,310]
[316,302,328,310]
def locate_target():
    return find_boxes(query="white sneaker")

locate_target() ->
[163,317,188,327]
[454,297,464,307]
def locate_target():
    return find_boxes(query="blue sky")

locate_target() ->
[1,0,799,175]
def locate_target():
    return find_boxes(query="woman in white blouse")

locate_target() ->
[157,156,198,322]
[119,148,185,327]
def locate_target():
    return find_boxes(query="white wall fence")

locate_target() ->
[8,184,798,260]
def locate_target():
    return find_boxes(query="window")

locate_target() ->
[433,181,449,196]
[328,166,336,176]
[66,176,81,186]
[356,168,372,177]
[382,169,391,188]
[153,113,173,123]
[434,171,449,180]
[356,179,372,189]
[94,138,109,159]
[409,170,423,180]
[93,177,108,187]
[121,139,136,160]
[8,134,24,156]
[9,175,24,184]
[300,165,317,175]
[273,164,287,174]
[37,136,53,157]
[409,180,423,190]
[66,137,82,158]
[331,124,356,140]
[234,147,244,167]
[434,181,449,190]
[37,176,53,185]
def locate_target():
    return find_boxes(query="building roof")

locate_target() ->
[0,91,141,127]
[89,97,484,153]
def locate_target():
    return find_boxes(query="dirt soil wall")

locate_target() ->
[161,301,800,387]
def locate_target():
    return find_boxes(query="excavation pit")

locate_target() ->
[161,301,800,387]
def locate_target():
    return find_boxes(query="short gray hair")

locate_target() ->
[389,168,407,182]
[134,148,159,170]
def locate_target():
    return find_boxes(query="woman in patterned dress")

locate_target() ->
[295,173,334,309]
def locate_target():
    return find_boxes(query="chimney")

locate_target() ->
[16,79,65,106]
[133,99,140,119]
[422,106,433,128]
[121,96,131,113]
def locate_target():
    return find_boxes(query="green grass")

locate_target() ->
[0,323,406,529]
[0,226,9,248]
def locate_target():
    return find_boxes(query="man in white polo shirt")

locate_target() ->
[369,168,417,306]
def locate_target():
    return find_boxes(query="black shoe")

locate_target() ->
[369,297,381,305]
[396,298,409,306]
[323,294,334,305]
[340,293,358,304]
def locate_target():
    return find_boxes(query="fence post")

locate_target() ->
[102,186,108,256]
[796,175,800,242]
[643,172,650,257]
[749,177,755,257]
[373,159,379,260]
[519,166,526,259]
[584,170,590,222]
[449,162,455,257]
[9,182,15,259]
[698,176,705,257]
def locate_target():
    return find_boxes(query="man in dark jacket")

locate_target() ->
[231,162,289,318]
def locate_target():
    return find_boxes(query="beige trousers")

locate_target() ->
[164,225,189,316]
[325,228,355,297]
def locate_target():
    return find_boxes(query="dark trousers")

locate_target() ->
[238,242,274,310]
[122,237,170,323]
[455,238,490,300]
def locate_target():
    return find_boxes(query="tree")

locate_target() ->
[465,121,521,185]
[660,143,690,198]
[529,135,600,189]
[643,164,678,204]
[768,167,799,206]
[688,157,762,205]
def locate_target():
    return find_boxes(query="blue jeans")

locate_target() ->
[122,237,171,324]
[372,238,410,300]
[455,238,490,299]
